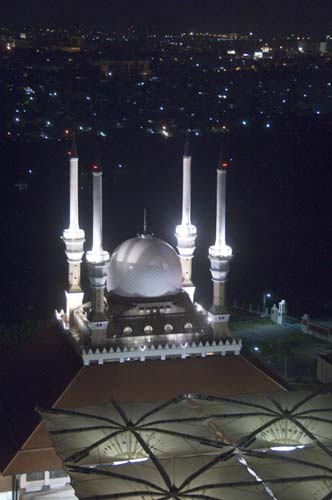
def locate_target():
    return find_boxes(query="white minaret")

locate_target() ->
[86,163,110,348]
[175,135,197,302]
[62,137,85,322]
[208,144,233,335]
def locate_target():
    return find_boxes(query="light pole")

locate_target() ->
[263,292,272,316]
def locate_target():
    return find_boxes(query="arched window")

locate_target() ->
[164,324,173,333]
[184,323,193,331]
[123,326,133,335]
[144,325,153,334]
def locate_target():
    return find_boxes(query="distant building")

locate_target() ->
[43,36,85,53]
[99,59,151,78]
[297,40,332,55]
[214,33,249,41]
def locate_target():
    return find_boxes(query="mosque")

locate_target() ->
[57,135,235,358]
[0,137,288,499]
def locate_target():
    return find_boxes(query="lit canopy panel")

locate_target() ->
[40,389,332,500]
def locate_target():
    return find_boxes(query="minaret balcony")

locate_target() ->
[208,244,232,258]
[175,224,197,256]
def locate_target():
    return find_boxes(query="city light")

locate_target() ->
[1,29,330,143]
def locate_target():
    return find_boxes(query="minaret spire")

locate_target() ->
[71,132,78,158]
[86,160,110,348]
[208,142,233,336]
[175,132,197,302]
[62,136,85,322]
[184,132,191,159]
[68,134,79,231]
[214,143,227,251]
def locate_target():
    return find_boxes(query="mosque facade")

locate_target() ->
[57,136,239,363]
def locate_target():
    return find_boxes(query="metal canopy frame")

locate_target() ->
[39,386,332,500]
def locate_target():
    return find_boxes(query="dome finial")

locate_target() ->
[140,208,153,238]
[143,207,147,235]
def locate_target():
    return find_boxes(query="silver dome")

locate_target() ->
[108,235,182,298]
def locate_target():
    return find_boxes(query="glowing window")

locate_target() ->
[123,326,133,335]
[184,323,193,331]
[164,324,173,333]
[144,325,153,334]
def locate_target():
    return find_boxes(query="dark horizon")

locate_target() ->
[1,0,332,36]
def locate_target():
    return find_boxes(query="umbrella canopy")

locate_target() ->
[39,388,332,500]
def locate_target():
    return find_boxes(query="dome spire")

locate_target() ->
[140,208,153,238]
[143,208,147,235]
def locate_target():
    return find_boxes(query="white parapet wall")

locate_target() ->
[20,471,76,498]
[82,338,242,365]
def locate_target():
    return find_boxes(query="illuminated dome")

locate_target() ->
[108,235,182,298]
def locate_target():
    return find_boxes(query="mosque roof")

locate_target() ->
[0,326,287,475]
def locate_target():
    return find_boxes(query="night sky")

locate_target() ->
[1,0,332,35]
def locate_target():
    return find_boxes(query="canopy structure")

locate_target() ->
[39,388,332,500]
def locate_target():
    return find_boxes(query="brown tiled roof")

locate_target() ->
[0,474,11,493]
[57,355,287,408]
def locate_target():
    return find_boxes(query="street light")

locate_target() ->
[263,292,272,316]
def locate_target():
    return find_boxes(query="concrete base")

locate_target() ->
[89,320,108,348]
[208,311,230,336]
[23,485,76,499]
